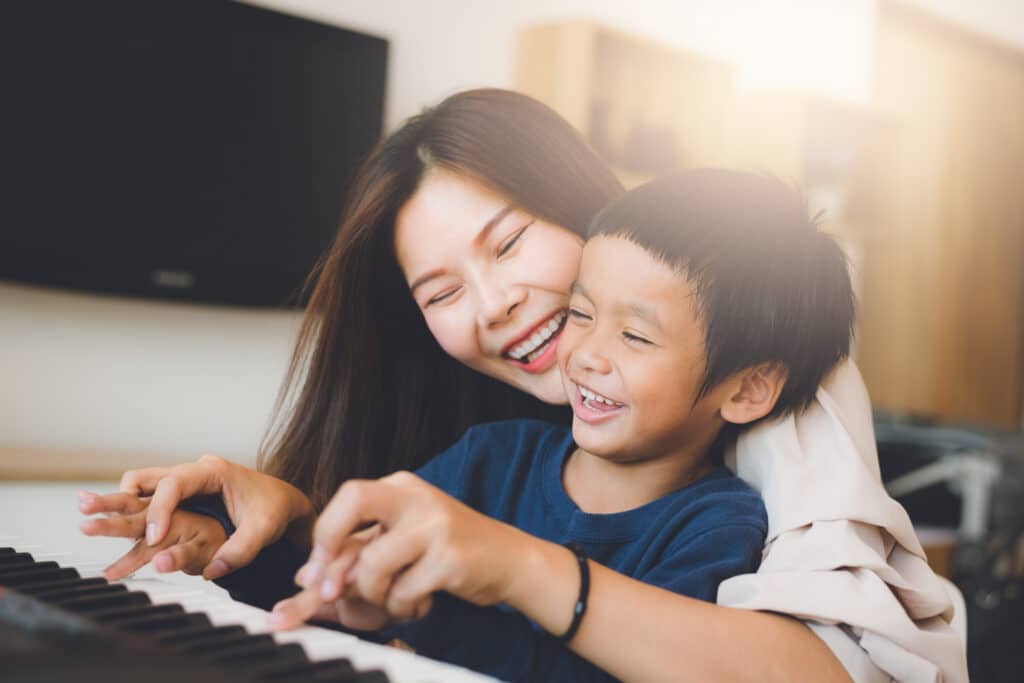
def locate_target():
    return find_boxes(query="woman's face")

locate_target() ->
[394,169,583,404]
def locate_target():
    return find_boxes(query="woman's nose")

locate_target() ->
[476,282,525,327]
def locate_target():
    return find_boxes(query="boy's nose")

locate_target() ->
[572,339,612,375]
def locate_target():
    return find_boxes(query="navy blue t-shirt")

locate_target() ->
[387,419,768,682]
[198,419,768,682]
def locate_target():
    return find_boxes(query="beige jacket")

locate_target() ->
[721,360,969,683]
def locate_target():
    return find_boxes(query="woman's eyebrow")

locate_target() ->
[472,205,516,247]
[409,206,516,295]
[409,268,447,295]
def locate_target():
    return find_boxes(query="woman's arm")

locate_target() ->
[283,472,852,683]
[513,536,852,683]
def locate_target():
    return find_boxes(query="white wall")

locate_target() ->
[2,0,1020,467]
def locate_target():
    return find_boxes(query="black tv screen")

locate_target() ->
[1,0,387,306]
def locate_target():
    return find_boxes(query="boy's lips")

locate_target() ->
[570,381,627,425]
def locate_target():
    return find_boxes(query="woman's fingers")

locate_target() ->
[350,526,426,607]
[312,540,368,601]
[385,558,444,622]
[268,586,325,631]
[79,511,147,539]
[78,490,148,516]
[144,459,225,546]
[202,517,275,581]
[312,473,420,562]
[118,467,171,496]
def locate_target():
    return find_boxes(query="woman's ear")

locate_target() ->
[719,363,787,425]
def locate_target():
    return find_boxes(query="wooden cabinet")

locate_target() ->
[516,22,733,187]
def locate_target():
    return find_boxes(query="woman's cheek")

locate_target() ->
[422,309,481,367]
[521,230,583,292]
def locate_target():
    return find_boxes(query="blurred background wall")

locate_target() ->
[1,0,1022,470]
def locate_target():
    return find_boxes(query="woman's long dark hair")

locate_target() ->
[259,89,623,510]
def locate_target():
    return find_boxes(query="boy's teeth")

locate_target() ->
[579,385,622,407]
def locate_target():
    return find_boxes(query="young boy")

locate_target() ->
[274,168,856,682]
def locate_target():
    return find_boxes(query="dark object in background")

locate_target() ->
[0,0,387,307]
[876,415,1024,682]
[953,440,1024,683]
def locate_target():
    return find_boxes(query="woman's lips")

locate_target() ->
[507,327,562,374]
[503,310,567,375]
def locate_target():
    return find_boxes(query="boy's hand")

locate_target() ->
[79,495,227,580]
[284,472,526,628]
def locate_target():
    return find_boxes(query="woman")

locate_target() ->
[82,89,962,682]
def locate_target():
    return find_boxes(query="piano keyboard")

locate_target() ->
[0,481,498,683]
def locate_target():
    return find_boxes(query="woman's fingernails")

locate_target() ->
[154,553,173,573]
[79,520,94,535]
[320,579,338,601]
[146,523,160,546]
[305,562,323,584]
[296,564,313,587]
[205,559,230,580]
[268,612,287,630]
[311,545,329,563]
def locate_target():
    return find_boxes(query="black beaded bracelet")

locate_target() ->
[557,542,590,644]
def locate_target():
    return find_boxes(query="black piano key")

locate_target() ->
[259,657,358,681]
[0,552,35,566]
[30,583,127,603]
[0,561,60,580]
[212,642,309,672]
[350,670,390,683]
[0,547,15,554]
[181,632,276,656]
[115,611,211,634]
[157,624,247,647]
[93,603,182,623]
[17,576,108,596]
[53,590,149,613]
[0,566,79,587]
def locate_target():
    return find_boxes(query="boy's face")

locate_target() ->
[557,235,728,462]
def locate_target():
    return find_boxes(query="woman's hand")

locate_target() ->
[270,526,398,632]
[273,471,529,630]
[79,455,315,579]
[79,500,227,580]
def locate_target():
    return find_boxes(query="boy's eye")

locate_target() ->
[623,331,652,345]
[568,307,592,321]
[496,221,533,258]
[426,287,461,307]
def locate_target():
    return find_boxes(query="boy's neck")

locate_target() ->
[562,434,720,515]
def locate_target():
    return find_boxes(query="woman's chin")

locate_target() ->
[520,370,571,406]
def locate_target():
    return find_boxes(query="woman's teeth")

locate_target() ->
[579,385,624,408]
[508,311,567,362]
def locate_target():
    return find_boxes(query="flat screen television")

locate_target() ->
[1,0,387,307]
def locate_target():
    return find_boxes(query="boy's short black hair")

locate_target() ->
[587,168,855,420]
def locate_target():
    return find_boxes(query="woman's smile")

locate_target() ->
[502,309,568,373]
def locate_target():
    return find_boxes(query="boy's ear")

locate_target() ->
[720,363,787,425]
